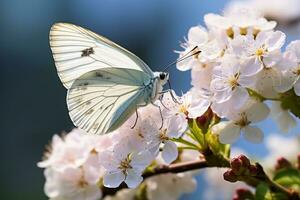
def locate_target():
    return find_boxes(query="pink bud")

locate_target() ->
[230,157,243,174]
[248,165,258,176]
[223,169,238,182]
[275,157,292,170]
[238,155,250,167]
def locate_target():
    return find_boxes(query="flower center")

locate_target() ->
[235,113,250,127]
[159,129,169,142]
[119,154,132,173]
[293,65,300,76]
[255,47,265,57]
[227,73,240,89]
[178,103,189,116]
[226,27,234,39]
[77,171,88,188]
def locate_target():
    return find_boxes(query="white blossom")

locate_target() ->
[213,101,270,143]
[277,40,300,95]
[38,129,91,171]
[210,55,254,107]
[44,163,103,200]
[101,141,153,188]
[176,26,209,71]
[270,101,297,133]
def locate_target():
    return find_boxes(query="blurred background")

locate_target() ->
[1,0,299,199]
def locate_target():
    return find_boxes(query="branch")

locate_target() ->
[102,160,209,197]
[143,160,208,178]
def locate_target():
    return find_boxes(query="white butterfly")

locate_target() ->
[49,23,169,135]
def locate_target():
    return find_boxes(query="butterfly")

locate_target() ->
[49,23,171,135]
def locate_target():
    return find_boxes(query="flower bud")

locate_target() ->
[223,169,238,182]
[230,157,243,174]
[233,188,254,200]
[275,157,292,170]
[248,165,258,176]
[238,155,250,167]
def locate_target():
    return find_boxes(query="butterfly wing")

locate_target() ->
[67,67,153,134]
[50,23,153,88]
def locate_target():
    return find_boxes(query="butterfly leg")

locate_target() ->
[151,102,164,130]
[130,102,149,129]
[131,108,139,129]
[167,80,180,104]
[158,93,169,110]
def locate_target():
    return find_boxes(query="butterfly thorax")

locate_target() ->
[151,72,169,101]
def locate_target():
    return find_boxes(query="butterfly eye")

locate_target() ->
[159,73,166,80]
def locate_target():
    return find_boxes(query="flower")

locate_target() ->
[37,129,91,171]
[210,55,254,107]
[44,165,103,200]
[230,31,285,71]
[270,101,297,133]
[204,7,276,38]
[212,101,270,143]
[277,40,300,95]
[101,141,153,188]
[176,26,208,71]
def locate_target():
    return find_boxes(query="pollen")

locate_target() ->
[255,47,265,56]
[235,113,250,127]
[226,27,234,39]
[178,104,189,116]
[118,154,132,173]
[240,27,247,35]
[159,129,169,141]
[293,65,300,76]
[78,176,88,188]
[227,73,240,89]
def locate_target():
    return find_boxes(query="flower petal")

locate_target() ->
[241,57,263,76]
[266,31,286,52]
[125,169,143,188]
[246,102,270,123]
[161,141,178,164]
[219,122,241,144]
[294,79,300,96]
[131,151,153,170]
[243,126,264,143]
[103,171,125,188]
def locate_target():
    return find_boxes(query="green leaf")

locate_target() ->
[273,168,300,192]
[205,131,230,158]
[280,89,300,118]
[171,137,200,150]
[188,119,206,149]
[255,183,287,200]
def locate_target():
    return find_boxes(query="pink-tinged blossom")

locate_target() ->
[38,129,91,171]
[101,141,153,188]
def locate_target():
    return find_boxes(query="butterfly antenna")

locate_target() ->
[162,46,200,72]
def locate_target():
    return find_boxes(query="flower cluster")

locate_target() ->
[38,92,200,199]
[39,4,300,200]
[177,7,300,143]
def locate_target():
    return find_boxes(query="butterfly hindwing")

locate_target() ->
[67,68,153,134]
[50,23,153,89]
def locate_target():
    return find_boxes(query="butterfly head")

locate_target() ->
[158,72,169,85]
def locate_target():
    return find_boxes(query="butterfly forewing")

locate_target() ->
[50,23,153,89]
[67,68,153,134]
